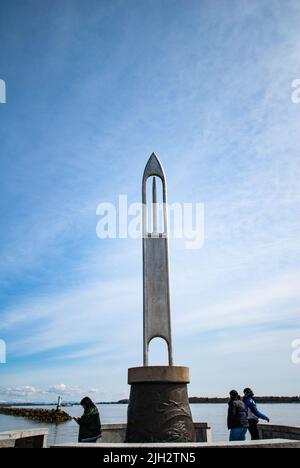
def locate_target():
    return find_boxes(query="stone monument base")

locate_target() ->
[126,366,196,443]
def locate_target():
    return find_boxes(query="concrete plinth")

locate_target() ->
[126,366,196,443]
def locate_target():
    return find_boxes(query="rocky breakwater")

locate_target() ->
[0,406,72,423]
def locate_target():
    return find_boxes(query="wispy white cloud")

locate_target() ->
[174,270,300,335]
[0,383,100,401]
[47,383,85,395]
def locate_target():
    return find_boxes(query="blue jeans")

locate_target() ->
[229,427,247,441]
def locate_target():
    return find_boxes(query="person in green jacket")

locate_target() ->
[74,396,101,443]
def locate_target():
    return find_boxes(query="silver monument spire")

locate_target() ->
[142,152,173,366]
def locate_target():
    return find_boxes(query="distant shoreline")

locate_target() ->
[189,396,300,404]
[2,396,300,406]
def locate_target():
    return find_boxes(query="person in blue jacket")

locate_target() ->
[243,388,270,440]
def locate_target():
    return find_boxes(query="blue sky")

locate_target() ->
[0,0,300,402]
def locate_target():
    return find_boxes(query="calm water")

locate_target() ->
[0,403,299,446]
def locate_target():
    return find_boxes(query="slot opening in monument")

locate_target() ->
[146,176,164,234]
[148,337,169,366]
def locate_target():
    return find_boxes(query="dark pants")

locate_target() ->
[248,419,259,440]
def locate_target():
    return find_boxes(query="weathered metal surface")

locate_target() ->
[142,153,173,366]
[126,383,197,443]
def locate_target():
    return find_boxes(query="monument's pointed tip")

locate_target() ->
[144,152,165,179]
[147,152,160,165]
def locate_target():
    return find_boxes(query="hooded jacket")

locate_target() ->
[77,406,101,442]
[243,393,269,422]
